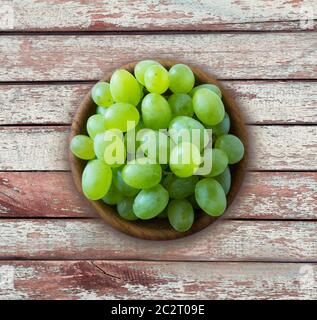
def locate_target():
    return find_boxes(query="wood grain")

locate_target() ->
[0,33,316,81]
[0,126,316,171]
[1,81,316,125]
[0,219,316,261]
[1,172,315,219]
[0,261,316,300]
[2,0,316,32]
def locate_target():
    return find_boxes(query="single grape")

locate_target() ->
[144,64,169,94]
[133,184,169,219]
[193,88,225,126]
[138,129,170,163]
[214,167,231,195]
[168,93,194,117]
[162,174,198,199]
[82,160,112,200]
[141,93,171,130]
[102,183,125,205]
[94,130,126,167]
[134,60,160,85]
[96,105,108,117]
[104,132,126,168]
[167,199,194,232]
[110,69,141,105]
[195,178,226,216]
[86,114,107,139]
[122,157,162,189]
[91,81,114,107]
[70,135,95,160]
[207,112,230,137]
[215,134,244,164]
[169,116,209,150]
[104,102,140,132]
[112,167,139,197]
[189,83,222,98]
[138,83,144,100]
[204,148,228,177]
[169,142,201,178]
[169,64,195,93]
[117,198,138,221]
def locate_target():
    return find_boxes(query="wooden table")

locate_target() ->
[0,1,316,300]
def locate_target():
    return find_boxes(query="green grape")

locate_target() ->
[94,130,126,167]
[169,116,209,150]
[189,84,222,98]
[157,209,168,219]
[169,64,195,93]
[168,93,194,117]
[82,160,112,200]
[104,102,140,132]
[138,83,144,100]
[122,157,162,189]
[167,199,194,232]
[187,193,199,209]
[103,131,126,168]
[96,105,108,117]
[195,178,226,216]
[86,114,107,139]
[207,112,230,137]
[133,184,169,219]
[215,134,244,164]
[112,167,139,197]
[141,93,171,130]
[91,81,114,107]
[124,120,144,156]
[214,167,231,195]
[110,69,141,105]
[134,60,160,85]
[138,129,170,163]
[204,148,228,177]
[117,198,138,221]
[193,88,225,126]
[169,142,201,178]
[144,64,169,94]
[162,175,198,199]
[102,183,125,205]
[70,135,95,160]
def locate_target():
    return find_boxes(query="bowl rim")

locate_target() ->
[69,59,248,240]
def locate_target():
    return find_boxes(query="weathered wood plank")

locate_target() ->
[1,81,316,125]
[1,0,316,32]
[0,34,316,81]
[0,172,316,219]
[0,219,316,261]
[0,126,316,171]
[0,261,316,300]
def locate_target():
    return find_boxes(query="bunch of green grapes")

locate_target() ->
[70,60,244,232]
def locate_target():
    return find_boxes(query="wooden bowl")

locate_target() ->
[69,60,248,240]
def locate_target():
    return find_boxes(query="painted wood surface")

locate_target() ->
[0,172,316,219]
[0,0,316,299]
[1,0,316,32]
[1,81,316,125]
[0,33,316,81]
[0,219,316,261]
[1,126,316,171]
[0,261,316,300]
